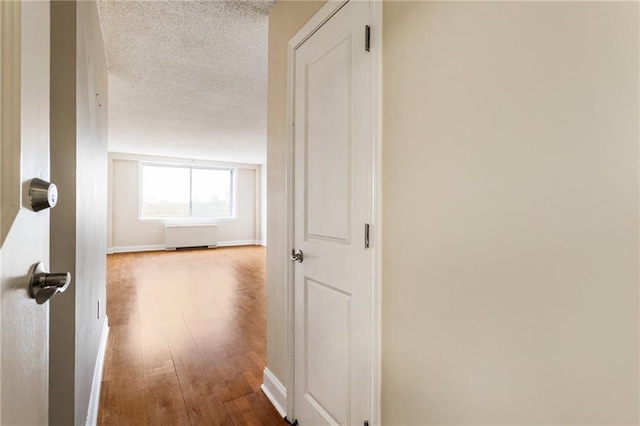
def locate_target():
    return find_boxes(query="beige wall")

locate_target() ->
[50,1,108,424]
[382,1,639,424]
[268,0,639,423]
[266,0,327,384]
[108,153,259,250]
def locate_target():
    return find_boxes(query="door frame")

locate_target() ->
[283,0,383,423]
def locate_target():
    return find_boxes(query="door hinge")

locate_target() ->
[364,223,370,249]
[365,25,371,52]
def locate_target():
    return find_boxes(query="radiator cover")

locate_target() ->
[165,224,218,249]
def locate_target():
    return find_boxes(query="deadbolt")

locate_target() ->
[29,178,58,212]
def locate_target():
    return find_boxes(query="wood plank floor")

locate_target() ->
[98,246,285,425]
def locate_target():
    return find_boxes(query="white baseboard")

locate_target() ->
[261,367,286,418]
[108,244,165,253]
[257,239,266,246]
[108,241,265,254]
[86,317,109,426]
[217,240,260,247]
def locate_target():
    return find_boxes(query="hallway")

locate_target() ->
[98,246,283,425]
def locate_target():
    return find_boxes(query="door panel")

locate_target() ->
[0,1,51,424]
[293,1,373,424]
[304,278,351,425]
[305,35,351,243]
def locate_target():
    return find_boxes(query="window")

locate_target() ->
[140,164,234,219]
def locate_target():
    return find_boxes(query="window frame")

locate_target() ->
[138,162,237,222]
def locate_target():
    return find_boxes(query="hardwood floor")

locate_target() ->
[98,246,284,425]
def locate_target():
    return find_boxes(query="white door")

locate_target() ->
[293,1,374,424]
[0,1,51,424]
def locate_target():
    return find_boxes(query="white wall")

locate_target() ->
[108,152,260,251]
[0,2,50,424]
[382,2,639,423]
[260,163,267,245]
[50,1,108,424]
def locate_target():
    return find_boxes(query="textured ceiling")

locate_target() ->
[97,0,275,164]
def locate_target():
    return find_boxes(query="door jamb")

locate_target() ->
[283,0,383,423]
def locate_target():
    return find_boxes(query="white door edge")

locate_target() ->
[283,0,383,423]
[370,2,383,424]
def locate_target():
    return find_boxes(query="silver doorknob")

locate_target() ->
[28,262,71,304]
[291,249,304,263]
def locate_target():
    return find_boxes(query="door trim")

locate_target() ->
[284,1,382,423]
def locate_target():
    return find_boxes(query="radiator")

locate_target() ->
[165,224,218,250]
